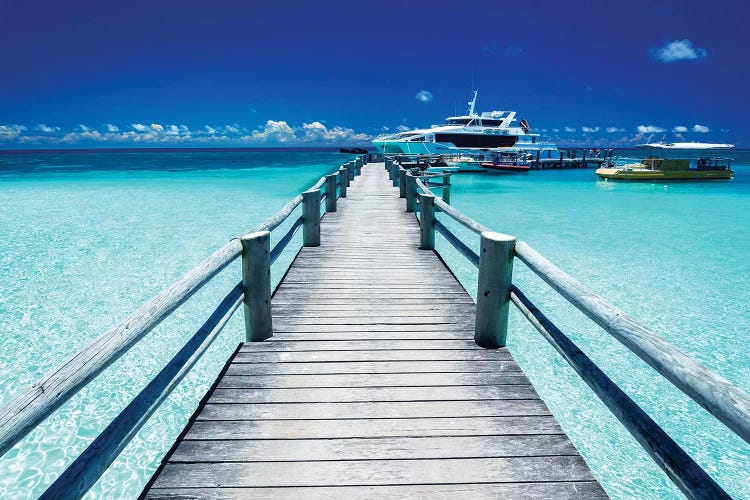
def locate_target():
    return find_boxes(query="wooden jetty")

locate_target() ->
[0,154,748,499]
[142,161,605,498]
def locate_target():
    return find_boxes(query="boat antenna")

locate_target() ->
[468,90,478,116]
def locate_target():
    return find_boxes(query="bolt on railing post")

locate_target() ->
[302,189,321,247]
[419,193,435,250]
[338,168,348,198]
[405,174,417,212]
[241,231,273,342]
[399,168,407,198]
[475,231,516,348]
[325,174,337,212]
[442,169,452,204]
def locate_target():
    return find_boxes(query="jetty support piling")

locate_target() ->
[399,168,407,197]
[338,167,348,198]
[442,169,452,204]
[302,189,321,247]
[475,231,516,348]
[419,193,435,250]
[324,174,337,212]
[405,173,417,213]
[241,231,272,342]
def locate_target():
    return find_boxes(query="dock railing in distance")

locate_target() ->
[0,155,368,499]
[392,159,749,500]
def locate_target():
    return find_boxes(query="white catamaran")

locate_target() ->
[372,91,560,158]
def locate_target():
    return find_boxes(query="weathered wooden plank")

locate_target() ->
[150,456,596,488]
[271,324,476,333]
[217,372,532,389]
[263,331,474,341]
[145,482,607,500]
[232,349,513,362]
[195,400,550,420]
[273,316,471,326]
[184,415,563,440]
[239,339,484,351]
[208,385,538,403]
[169,435,578,463]
[225,360,521,375]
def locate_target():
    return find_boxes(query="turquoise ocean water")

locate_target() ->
[0,149,748,498]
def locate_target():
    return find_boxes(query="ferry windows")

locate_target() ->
[434,133,518,148]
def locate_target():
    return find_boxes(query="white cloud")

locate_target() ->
[302,121,371,142]
[106,124,119,132]
[166,125,180,136]
[673,125,688,133]
[35,123,59,133]
[582,126,600,133]
[78,124,91,132]
[203,125,217,134]
[564,127,576,132]
[150,123,164,132]
[397,125,409,132]
[415,90,433,102]
[132,123,148,132]
[381,126,390,131]
[606,127,625,133]
[0,125,25,140]
[250,120,297,143]
[692,124,710,133]
[651,40,707,63]
[552,128,560,133]
[637,125,666,134]
[224,124,240,133]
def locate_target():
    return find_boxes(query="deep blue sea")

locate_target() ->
[0,149,748,498]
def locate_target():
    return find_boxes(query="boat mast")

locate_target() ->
[468,90,478,116]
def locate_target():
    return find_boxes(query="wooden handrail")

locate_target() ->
[514,240,750,444]
[509,286,730,500]
[41,284,244,499]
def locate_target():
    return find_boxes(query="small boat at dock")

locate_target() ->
[596,157,733,180]
[480,152,532,173]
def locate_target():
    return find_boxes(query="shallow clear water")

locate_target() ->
[0,149,748,498]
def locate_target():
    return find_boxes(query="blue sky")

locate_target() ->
[1,0,748,148]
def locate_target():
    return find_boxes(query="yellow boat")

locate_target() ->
[596,157,733,181]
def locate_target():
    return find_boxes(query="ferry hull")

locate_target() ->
[596,168,733,181]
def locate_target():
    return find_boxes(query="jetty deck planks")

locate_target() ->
[142,163,605,499]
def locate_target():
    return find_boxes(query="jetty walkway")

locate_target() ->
[1,155,747,499]
[142,163,605,498]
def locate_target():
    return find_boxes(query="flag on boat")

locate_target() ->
[520,119,530,133]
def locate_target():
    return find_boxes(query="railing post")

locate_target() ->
[419,193,435,250]
[362,154,368,165]
[241,231,272,342]
[399,168,407,198]
[442,169,451,204]
[475,231,516,348]
[338,168,348,198]
[385,157,391,170]
[355,157,363,174]
[325,174,337,212]
[347,161,355,182]
[387,162,395,180]
[302,189,321,247]
[392,164,399,187]
[405,174,417,212]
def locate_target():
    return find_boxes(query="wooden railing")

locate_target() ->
[0,155,368,499]
[386,156,749,500]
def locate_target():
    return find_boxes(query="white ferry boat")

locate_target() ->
[372,91,560,158]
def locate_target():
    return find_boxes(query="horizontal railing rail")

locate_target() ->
[392,157,748,499]
[0,154,368,498]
